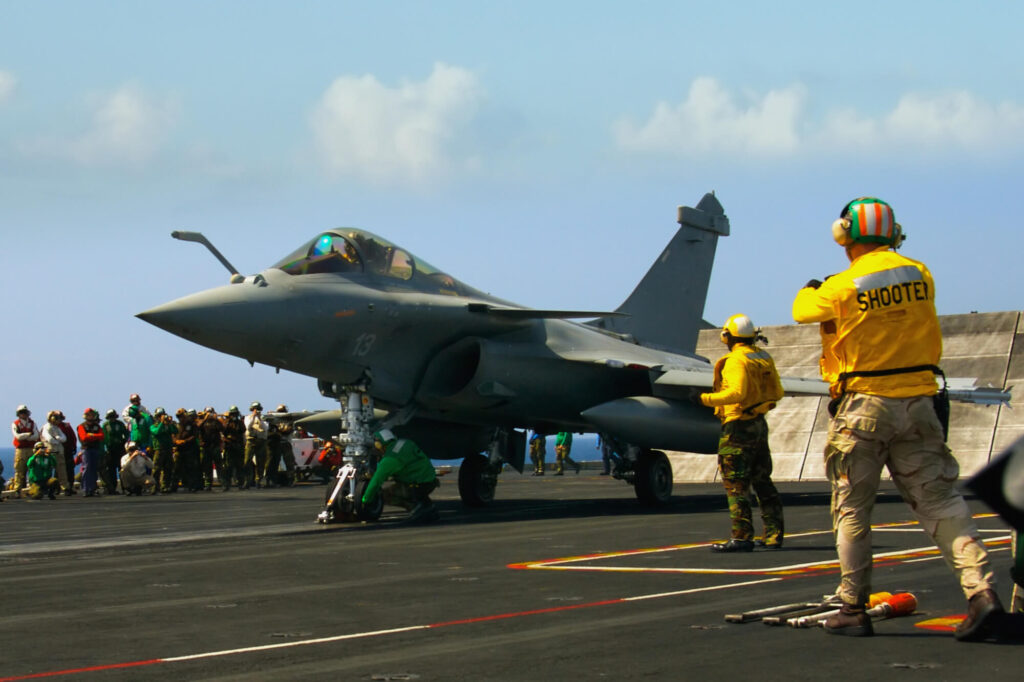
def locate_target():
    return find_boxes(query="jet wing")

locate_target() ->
[467,303,626,319]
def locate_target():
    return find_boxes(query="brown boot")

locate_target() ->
[823,603,874,637]
[955,589,1004,642]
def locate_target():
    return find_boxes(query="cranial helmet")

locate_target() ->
[832,197,904,248]
[375,429,396,443]
[250,401,263,411]
[228,405,240,415]
[105,409,118,419]
[721,313,756,341]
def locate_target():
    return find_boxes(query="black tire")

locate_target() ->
[458,453,496,507]
[354,478,383,521]
[634,449,672,506]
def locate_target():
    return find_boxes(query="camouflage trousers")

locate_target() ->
[826,393,994,606]
[717,416,784,544]
[381,479,439,510]
[153,448,174,492]
[28,477,59,499]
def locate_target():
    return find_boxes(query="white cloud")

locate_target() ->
[820,91,1024,152]
[616,78,1024,160]
[614,77,806,157]
[21,84,178,167]
[0,70,15,103]
[310,62,483,185]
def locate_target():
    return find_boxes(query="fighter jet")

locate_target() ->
[139,192,827,520]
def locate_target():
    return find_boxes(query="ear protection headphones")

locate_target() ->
[831,197,905,249]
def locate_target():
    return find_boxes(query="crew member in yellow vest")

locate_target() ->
[700,314,785,553]
[793,196,1000,639]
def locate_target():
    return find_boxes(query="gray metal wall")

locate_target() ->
[669,310,1023,482]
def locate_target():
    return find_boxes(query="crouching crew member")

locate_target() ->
[361,430,439,523]
[120,442,155,496]
[700,314,785,553]
[27,442,59,500]
[793,197,1000,639]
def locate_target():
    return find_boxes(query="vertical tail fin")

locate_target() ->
[589,192,729,355]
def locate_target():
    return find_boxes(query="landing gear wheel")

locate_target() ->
[322,483,354,523]
[353,478,382,521]
[634,449,672,506]
[459,453,496,507]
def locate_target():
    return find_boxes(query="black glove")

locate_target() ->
[804,279,823,289]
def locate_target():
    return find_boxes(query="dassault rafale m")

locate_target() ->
[138,193,827,522]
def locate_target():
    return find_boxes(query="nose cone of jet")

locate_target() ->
[137,284,268,354]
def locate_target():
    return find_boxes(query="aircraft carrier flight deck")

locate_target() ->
[0,473,1019,681]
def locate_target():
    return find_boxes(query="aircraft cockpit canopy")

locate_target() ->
[274,228,474,295]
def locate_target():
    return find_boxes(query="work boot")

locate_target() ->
[406,500,440,524]
[955,589,1005,642]
[575,462,582,474]
[755,538,783,550]
[710,539,754,553]
[823,603,874,637]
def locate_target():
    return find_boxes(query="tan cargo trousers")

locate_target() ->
[826,392,995,606]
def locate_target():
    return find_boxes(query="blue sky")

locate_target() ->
[2,1,1022,419]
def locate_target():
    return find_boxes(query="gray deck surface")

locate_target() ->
[0,474,1020,681]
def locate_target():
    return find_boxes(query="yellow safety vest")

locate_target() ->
[792,249,941,398]
[701,343,784,423]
